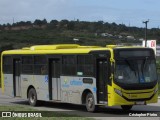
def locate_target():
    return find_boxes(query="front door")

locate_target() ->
[49,59,61,100]
[97,59,108,103]
[13,59,21,97]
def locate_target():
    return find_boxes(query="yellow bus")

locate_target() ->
[1,44,158,112]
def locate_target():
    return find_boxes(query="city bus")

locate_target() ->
[1,44,158,112]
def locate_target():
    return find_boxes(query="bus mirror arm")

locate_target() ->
[111,63,114,74]
[108,63,114,85]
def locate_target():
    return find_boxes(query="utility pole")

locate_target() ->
[142,20,149,47]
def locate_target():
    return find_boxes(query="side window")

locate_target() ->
[3,56,13,74]
[34,55,47,75]
[21,56,33,74]
[77,55,94,76]
[62,55,76,75]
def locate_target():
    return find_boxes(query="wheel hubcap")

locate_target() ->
[30,93,35,103]
[88,97,93,108]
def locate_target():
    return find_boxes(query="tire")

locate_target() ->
[86,93,97,112]
[28,88,38,106]
[121,105,133,111]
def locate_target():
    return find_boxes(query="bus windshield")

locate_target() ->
[115,59,157,84]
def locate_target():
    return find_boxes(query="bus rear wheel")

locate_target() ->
[28,88,38,106]
[121,105,133,111]
[86,93,97,112]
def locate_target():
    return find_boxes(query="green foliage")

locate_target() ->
[0,19,160,50]
[34,19,47,26]
[13,21,32,27]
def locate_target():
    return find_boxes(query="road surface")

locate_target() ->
[0,90,160,120]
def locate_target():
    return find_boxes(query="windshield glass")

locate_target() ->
[115,59,157,84]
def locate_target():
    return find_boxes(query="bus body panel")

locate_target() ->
[33,75,49,101]
[4,73,98,104]
[21,75,49,101]
[108,82,158,106]
[3,74,14,97]
[61,76,97,104]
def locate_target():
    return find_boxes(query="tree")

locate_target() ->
[50,20,58,28]
[50,20,58,25]
[0,24,2,30]
[25,21,32,26]
[15,21,26,26]
[42,19,47,24]
[59,19,69,28]
[0,44,14,53]
[34,19,47,26]
[12,21,32,27]
[6,23,11,27]
[67,21,75,30]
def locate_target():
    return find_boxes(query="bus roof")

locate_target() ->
[2,44,109,55]
[2,44,146,55]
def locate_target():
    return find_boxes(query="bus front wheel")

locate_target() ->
[121,105,133,111]
[86,93,97,112]
[28,88,38,106]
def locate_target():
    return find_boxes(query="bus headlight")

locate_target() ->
[114,88,122,96]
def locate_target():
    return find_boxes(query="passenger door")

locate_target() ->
[49,59,61,101]
[13,59,21,97]
[97,59,108,103]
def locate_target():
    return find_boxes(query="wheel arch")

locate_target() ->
[81,89,93,104]
[27,85,36,98]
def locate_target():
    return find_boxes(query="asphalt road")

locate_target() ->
[0,90,160,120]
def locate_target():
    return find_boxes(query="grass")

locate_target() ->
[0,105,93,120]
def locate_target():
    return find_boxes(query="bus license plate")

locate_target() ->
[136,101,145,105]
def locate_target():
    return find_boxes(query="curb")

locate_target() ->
[158,96,160,99]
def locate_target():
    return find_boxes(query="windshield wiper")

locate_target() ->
[143,57,148,70]
[142,57,149,76]
[124,59,137,76]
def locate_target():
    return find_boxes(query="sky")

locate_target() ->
[0,0,160,28]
